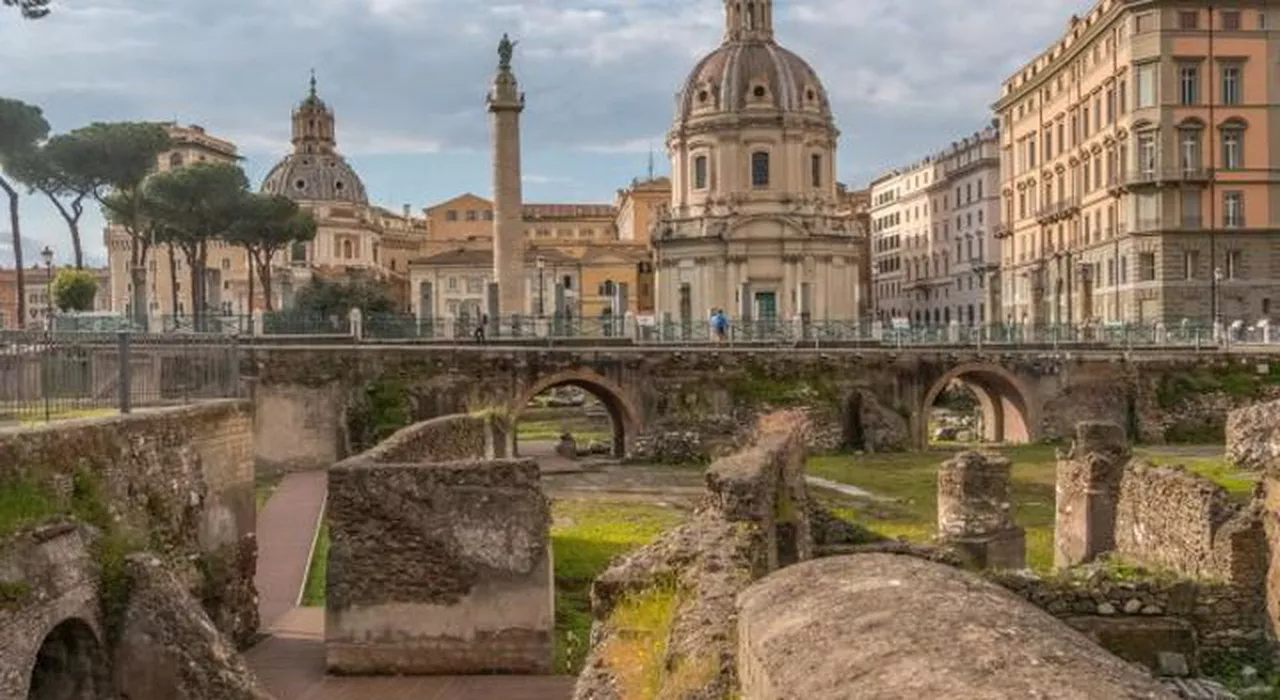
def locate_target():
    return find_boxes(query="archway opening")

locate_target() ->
[923,368,1033,447]
[27,618,112,700]
[512,379,630,465]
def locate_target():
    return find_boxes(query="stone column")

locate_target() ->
[1053,421,1130,570]
[936,451,1025,570]
[487,36,527,319]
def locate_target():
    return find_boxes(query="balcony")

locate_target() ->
[993,223,1012,239]
[1034,197,1081,224]
[1131,216,1207,234]
[1119,168,1213,190]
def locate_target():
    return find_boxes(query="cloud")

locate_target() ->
[3,0,1085,261]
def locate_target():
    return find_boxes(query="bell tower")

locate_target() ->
[723,0,774,43]
[291,70,337,155]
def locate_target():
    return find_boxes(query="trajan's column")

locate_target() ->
[486,33,526,320]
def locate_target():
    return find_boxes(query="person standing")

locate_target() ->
[474,313,488,344]
[712,308,729,342]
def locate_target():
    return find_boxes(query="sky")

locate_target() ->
[1,0,1082,266]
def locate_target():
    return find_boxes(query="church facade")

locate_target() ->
[652,0,866,325]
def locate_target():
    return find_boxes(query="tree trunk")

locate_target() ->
[167,244,179,318]
[2,178,26,329]
[258,254,275,312]
[43,191,85,269]
[131,237,149,329]
[246,248,255,315]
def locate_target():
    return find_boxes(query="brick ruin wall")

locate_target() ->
[0,401,267,700]
[324,411,550,675]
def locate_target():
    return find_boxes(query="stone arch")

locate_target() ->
[26,617,113,700]
[510,368,643,458]
[920,363,1038,446]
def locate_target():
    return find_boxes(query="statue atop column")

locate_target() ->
[498,33,517,72]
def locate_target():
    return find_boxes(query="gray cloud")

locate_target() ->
[4,0,1082,189]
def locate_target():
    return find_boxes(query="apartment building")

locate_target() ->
[869,124,1001,326]
[994,0,1280,326]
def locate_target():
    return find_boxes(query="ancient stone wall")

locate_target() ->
[1114,464,1264,584]
[738,554,1179,700]
[357,412,507,464]
[936,451,1025,570]
[253,382,344,475]
[325,456,553,675]
[574,410,813,699]
[1226,398,1280,471]
[1054,422,1131,569]
[0,400,259,646]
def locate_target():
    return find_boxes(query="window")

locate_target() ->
[169,153,184,168]
[1221,63,1242,105]
[1183,250,1199,279]
[447,276,458,291]
[810,153,822,188]
[1138,252,1156,282]
[1178,63,1199,105]
[465,210,477,221]
[1137,131,1157,174]
[693,155,708,190]
[1179,127,1201,172]
[1027,134,1036,167]
[1134,12,1155,33]
[1221,128,1243,169]
[1222,10,1241,31]
[1181,189,1202,228]
[484,210,494,221]
[1178,10,1199,30]
[445,210,458,221]
[1223,191,1245,227]
[342,240,354,259]
[1227,250,1243,279]
[750,151,770,187]
[1136,63,1157,108]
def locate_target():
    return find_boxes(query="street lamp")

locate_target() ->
[1213,266,1225,340]
[536,255,546,318]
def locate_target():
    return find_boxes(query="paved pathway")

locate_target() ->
[245,469,574,700]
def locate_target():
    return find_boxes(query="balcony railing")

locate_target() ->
[1120,168,1213,188]
[1034,197,1081,223]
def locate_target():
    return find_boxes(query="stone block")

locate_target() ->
[948,526,1026,570]
[1062,615,1198,676]
[937,451,1016,542]
[1054,421,1130,570]
[325,457,553,675]
[1226,398,1280,473]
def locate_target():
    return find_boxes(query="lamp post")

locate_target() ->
[536,255,546,318]
[1213,266,1224,342]
[40,245,53,422]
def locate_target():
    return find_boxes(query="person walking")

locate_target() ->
[474,313,487,344]
[712,308,729,343]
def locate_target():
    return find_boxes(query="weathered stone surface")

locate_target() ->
[1055,421,1130,569]
[936,451,1025,570]
[0,523,107,700]
[0,401,259,648]
[113,553,272,700]
[358,412,506,464]
[737,554,1180,699]
[1062,616,1198,675]
[807,502,887,547]
[325,457,553,675]
[574,410,813,700]
[1226,398,1280,472]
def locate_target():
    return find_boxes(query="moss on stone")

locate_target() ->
[0,579,33,609]
[727,362,840,408]
[600,583,684,700]
[1156,364,1280,409]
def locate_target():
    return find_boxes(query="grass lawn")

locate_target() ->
[809,443,1251,573]
[255,474,282,512]
[8,407,118,426]
[296,498,685,675]
[517,418,612,444]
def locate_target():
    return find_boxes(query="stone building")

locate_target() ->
[868,125,1001,327]
[651,0,865,326]
[995,0,1280,326]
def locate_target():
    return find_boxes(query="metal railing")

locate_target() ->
[0,330,241,425]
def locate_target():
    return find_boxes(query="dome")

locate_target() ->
[676,41,832,121]
[260,153,369,205]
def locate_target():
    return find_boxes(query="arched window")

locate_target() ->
[693,155,709,190]
[751,151,770,188]
[342,240,353,259]
[169,153,184,168]
[599,279,617,296]
[810,153,822,187]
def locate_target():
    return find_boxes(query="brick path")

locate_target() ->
[246,469,574,700]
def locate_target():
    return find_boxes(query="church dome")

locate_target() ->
[677,41,831,121]
[261,153,368,205]
[261,72,369,205]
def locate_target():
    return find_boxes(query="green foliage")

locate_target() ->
[94,528,145,643]
[552,500,685,674]
[225,193,317,312]
[601,583,683,699]
[293,276,398,317]
[0,97,48,160]
[51,268,98,311]
[727,363,839,407]
[0,478,56,538]
[0,580,32,609]
[1156,365,1280,409]
[1201,643,1280,696]
[4,0,51,19]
